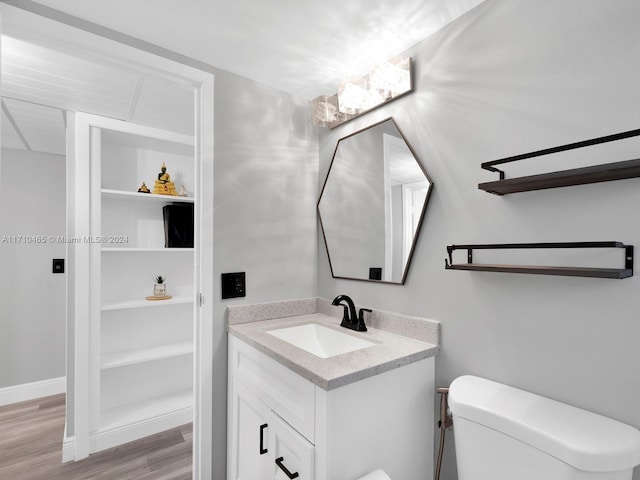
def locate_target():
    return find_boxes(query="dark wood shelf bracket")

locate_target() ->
[479,128,640,195]
[445,242,634,279]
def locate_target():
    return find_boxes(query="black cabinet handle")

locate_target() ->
[259,423,268,455]
[275,456,299,479]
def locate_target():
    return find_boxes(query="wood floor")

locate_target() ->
[0,394,192,480]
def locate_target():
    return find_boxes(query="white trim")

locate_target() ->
[70,112,195,146]
[402,181,430,268]
[71,112,92,461]
[62,429,74,463]
[382,133,393,282]
[194,69,215,480]
[92,407,193,454]
[0,377,65,407]
[62,406,192,463]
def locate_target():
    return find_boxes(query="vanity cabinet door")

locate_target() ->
[267,410,314,480]
[229,380,271,480]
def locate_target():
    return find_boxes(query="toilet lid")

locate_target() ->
[449,375,640,472]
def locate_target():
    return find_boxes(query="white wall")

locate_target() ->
[211,69,318,479]
[0,148,66,387]
[318,1,640,479]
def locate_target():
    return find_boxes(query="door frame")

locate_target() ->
[0,4,214,478]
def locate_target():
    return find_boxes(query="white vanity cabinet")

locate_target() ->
[227,333,435,480]
[228,335,315,480]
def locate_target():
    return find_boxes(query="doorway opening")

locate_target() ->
[1,5,213,478]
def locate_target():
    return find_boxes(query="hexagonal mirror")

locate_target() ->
[318,118,433,284]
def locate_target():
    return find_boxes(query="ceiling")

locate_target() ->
[1,0,485,156]
[29,0,485,100]
[1,35,193,155]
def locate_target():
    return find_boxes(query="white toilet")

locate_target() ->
[354,470,391,480]
[449,375,640,480]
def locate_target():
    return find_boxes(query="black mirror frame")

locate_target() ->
[317,117,434,284]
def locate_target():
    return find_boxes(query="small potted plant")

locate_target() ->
[153,275,167,297]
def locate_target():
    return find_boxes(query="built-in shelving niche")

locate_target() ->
[445,242,634,279]
[69,112,197,457]
[479,128,640,195]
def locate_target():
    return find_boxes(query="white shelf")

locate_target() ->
[101,342,193,369]
[102,247,194,253]
[102,296,194,311]
[102,188,195,203]
[100,390,193,431]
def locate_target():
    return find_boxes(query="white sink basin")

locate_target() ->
[267,323,375,359]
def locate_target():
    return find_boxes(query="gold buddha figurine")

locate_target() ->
[137,181,150,193]
[153,162,177,195]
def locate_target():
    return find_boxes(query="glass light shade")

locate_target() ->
[337,80,368,114]
[338,79,385,115]
[312,94,340,127]
[369,57,411,98]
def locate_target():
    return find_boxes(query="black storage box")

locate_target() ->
[163,203,194,248]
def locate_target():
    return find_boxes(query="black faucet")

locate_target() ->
[331,294,370,332]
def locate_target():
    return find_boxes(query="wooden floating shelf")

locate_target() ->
[479,128,640,195]
[446,263,632,279]
[479,158,640,195]
[445,242,634,279]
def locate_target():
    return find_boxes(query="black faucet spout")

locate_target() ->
[332,295,357,324]
[331,295,367,331]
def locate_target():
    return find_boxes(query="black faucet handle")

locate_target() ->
[356,308,371,332]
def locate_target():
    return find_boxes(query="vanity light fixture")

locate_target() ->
[369,57,412,97]
[312,56,413,128]
[311,94,343,127]
[338,78,383,114]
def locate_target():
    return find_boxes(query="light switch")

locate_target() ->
[52,258,65,274]
[221,272,245,299]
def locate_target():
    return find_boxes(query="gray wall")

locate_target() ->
[0,148,66,387]
[317,1,640,479]
[211,69,318,479]
[0,9,317,478]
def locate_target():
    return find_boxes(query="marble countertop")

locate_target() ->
[228,310,439,390]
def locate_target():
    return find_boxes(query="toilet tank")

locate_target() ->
[448,376,640,480]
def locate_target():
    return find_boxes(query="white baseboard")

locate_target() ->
[63,407,192,462]
[0,377,65,407]
[62,431,75,463]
